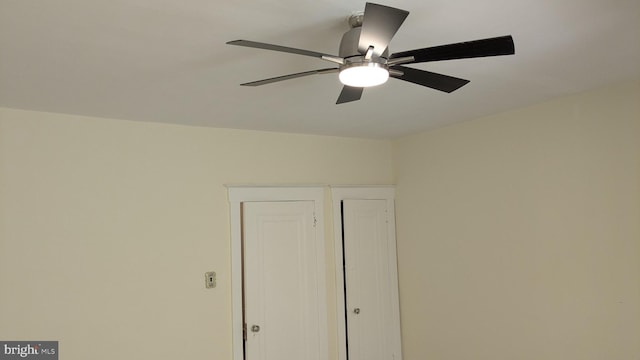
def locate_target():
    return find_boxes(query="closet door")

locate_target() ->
[342,199,402,360]
[243,201,324,360]
[228,186,327,360]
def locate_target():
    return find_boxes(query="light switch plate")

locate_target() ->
[205,271,216,288]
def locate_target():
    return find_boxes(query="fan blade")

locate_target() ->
[390,35,515,64]
[240,68,338,86]
[391,65,469,93]
[336,86,363,104]
[227,40,337,59]
[358,3,409,57]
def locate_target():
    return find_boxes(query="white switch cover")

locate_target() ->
[205,271,216,288]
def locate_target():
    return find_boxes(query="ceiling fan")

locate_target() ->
[227,2,515,104]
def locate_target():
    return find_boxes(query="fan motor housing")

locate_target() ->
[339,26,389,59]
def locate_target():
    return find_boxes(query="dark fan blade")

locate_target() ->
[336,86,363,104]
[241,68,338,86]
[358,3,409,57]
[390,35,515,64]
[391,65,469,93]
[227,40,336,59]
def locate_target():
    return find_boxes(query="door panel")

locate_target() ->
[343,199,401,360]
[243,201,322,360]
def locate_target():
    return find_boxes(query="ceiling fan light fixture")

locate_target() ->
[227,3,515,103]
[339,62,389,87]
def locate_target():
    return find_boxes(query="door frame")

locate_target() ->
[330,186,401,360]
[228,186,327,360]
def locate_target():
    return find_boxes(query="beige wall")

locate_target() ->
[393,81,640,360]
[2,80,639,360]
[0,108,393,359]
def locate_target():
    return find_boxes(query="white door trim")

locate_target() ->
[330,186,401,360]
[228,186,327,360]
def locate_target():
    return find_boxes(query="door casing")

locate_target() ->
[228,186,327,360]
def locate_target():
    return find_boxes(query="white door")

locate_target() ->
[243,201,324,360]
[342,199,402,360]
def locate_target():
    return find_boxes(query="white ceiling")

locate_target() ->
[1,0,639,139]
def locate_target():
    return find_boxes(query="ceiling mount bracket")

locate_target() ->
[347,12,364,28]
